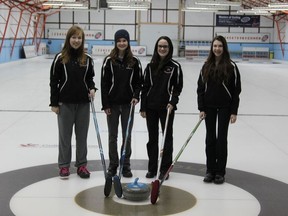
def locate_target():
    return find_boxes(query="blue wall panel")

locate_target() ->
[1,39,287,64]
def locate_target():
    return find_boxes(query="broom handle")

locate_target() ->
[156,86,174,179]
[161,117,204,184]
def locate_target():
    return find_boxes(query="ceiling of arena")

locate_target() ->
[241,0,287,8]
[2,0,288,13]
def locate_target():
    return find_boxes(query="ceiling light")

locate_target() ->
[237,9,272,15]
[107,0,129,3]
[195,0,241,6]
[61,6,88,9]
[107,0,151,2]
[185,5,227,10]
[43,2,86,8]
[252,6,288,11]
[109,5,149,10]
[62,3,85,7]
[42,0,86,7]
[183,9,224,12]
[111,7,148,10]
[268,3,288,8]
[43,2,63,6]
[108,3,149,7]
[108,1,151,10]
[41,0,76,2]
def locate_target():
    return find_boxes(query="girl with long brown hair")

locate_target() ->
[101,29,142,178]
[197,35,241,184]
[50,25,96,179]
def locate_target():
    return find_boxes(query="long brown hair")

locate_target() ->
[109,42,135,67]
[61,25,87,65]
[202,35,233,83]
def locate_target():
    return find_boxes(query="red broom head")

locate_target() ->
[150,180,160,204]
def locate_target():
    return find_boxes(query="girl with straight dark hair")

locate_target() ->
[197,35,241,184]
[140,36,183,180]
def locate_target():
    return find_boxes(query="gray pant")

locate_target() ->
[57,103,90,168]
[107,104,134,170]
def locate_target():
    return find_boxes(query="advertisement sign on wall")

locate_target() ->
[48,29,103,40]
[92,45,147,56]
[217,32,270,43]
[216,15,260,27]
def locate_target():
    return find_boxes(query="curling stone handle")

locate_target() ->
[133,177,139,185]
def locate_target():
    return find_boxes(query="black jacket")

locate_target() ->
[101,56,142,110]
[197,60,241,114]
[140,59,183,111]
[49,52,96,106]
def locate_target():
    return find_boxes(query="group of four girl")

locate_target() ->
[49,26,241,185]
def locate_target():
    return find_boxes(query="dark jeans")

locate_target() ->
[204,107,230,176]
[145,108,174,174]
[107,104,133,170]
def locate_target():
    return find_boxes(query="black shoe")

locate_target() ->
[159,172,169,180]
[203,173,215,183]
[214,175,225,184]
[146,172,156,178]
[122,169,133,178]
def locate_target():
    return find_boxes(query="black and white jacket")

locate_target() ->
[140,59,183,111]
[197,60,241,115]
[49,52,96,107]
[101,56,143,110]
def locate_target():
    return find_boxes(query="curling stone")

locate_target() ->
[122,177,150,201]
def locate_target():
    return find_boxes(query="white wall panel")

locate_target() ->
[214,27,228,35]
[151,0,167,9]
[74,11,89,23]
[184,27,213,40]
[57,23,74,30]
[140,24,178,55]
[167,11,179,23]
[228,27,244,33]
[139,11,150,23]
[150,10,166,23]
[151,0,179,9]
[243,28,260,33]
[59,11,73,23]
[184,12,214,26]
[90,10,105,23]
[168,0,180,9]
[105,10,135,24]
[46,13,59,22]
[89,24,105,31]
[260,16,274,28]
